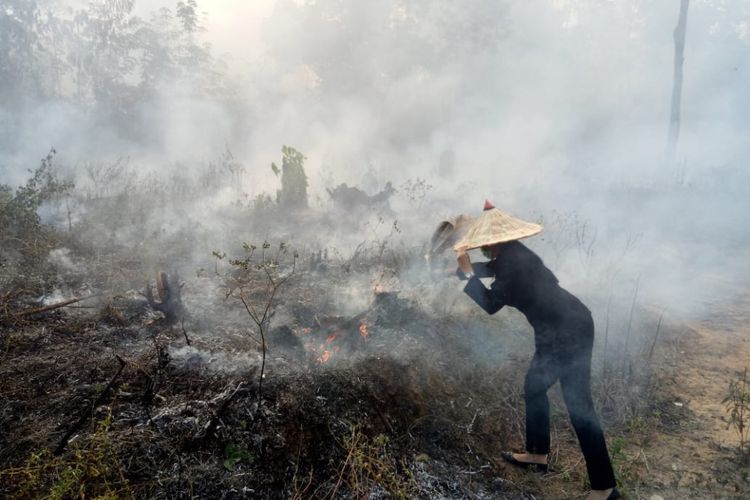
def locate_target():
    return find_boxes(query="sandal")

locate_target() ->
[606,488,621,500]
[500,451,549,473]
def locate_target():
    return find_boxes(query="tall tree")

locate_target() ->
[176,0,199,35]
[0,1,51,103]
[666,0,689,164]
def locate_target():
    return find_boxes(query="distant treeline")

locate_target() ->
[0,0,230,139]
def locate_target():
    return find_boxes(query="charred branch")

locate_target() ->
[53,355,127,456]
[9,294,101,319]
[188,377,253,446]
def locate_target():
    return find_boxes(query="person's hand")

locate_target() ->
[456,246,473,275]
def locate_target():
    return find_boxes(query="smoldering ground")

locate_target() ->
[0,179,694,498]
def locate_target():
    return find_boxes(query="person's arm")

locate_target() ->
[456,247,505,315]
[455,262,494,280]
[463,276,505,314]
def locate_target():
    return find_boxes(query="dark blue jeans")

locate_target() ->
[524,319,616,491]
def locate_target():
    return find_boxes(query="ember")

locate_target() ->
[359,322,369,340]
[316,333,343,364]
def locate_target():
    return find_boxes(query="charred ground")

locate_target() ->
[0,154,747,499]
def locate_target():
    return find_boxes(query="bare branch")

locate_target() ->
[11,294,102,318]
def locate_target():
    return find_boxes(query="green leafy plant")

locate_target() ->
[1,411,132,499]
[0,149,72,238]
[0,149,74,277]
[723,368,750,459]
[273,145,308,209]
[609,436,635,493]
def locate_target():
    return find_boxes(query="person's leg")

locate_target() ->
[559,344,616,492]
[523,352,561,457]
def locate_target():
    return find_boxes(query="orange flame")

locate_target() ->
[317,350,332,364]
[317,332,341,364]
[359,322,369,340]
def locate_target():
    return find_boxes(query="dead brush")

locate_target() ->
[0,408,134,499]
[593,341,661,432]
[330,424,417,500]
[346,217,404,274]
[592,301,674,431]
[223,241,298,407]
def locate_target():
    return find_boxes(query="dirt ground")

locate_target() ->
[628,284,750,499]
[549,279,750,500]
[484,281,750,500]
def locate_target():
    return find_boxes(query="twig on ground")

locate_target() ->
[191,377,252,444]
[330,428,358,499]
[54,354,127,455]
[646,309,665,367]
[639,448,650,472]
[467,409,479,434]
[180,315,191,346]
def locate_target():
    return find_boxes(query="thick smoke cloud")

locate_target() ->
[1,0,749,318]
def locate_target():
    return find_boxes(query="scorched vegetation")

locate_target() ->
[0,149,700,499]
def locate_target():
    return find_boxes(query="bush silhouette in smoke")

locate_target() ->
[272,145,309,209]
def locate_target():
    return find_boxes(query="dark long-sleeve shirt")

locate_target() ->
[458,242,611,488]
[458,241,591,336]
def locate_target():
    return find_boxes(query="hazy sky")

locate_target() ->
[29,0,749,188]
[8,0,746,205]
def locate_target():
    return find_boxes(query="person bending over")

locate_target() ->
[454,200,619,500]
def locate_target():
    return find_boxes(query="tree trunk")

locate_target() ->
[666,0,690,165]
[145,271,185,324]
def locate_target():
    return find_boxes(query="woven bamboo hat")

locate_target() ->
[453,200,542,251]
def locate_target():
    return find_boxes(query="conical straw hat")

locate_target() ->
[453,200,542,251]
